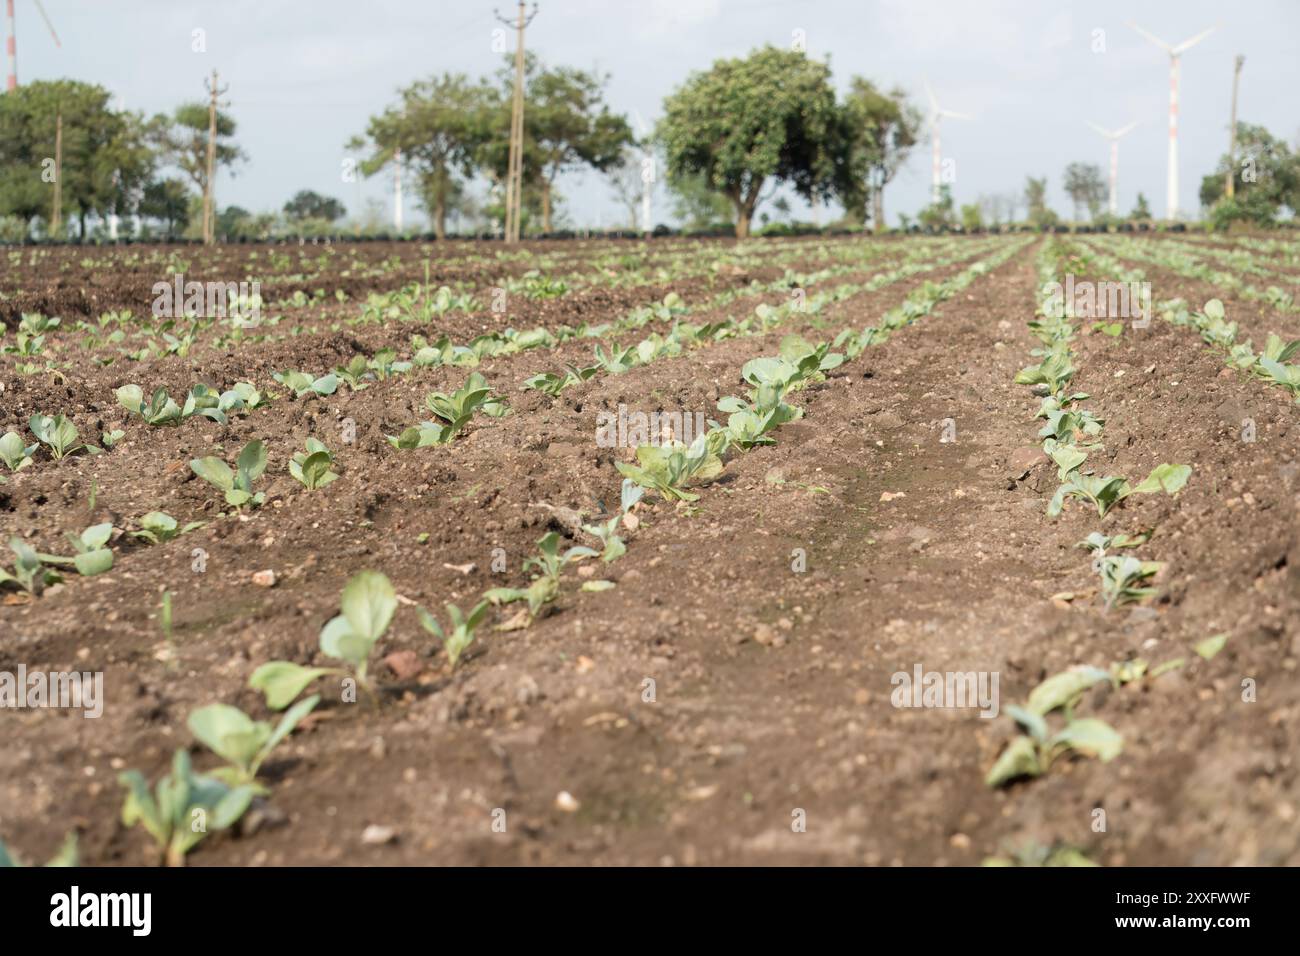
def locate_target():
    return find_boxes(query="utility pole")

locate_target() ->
[203,70,228,245]
[50,111,62,237]
[496,2,537,243]
[1226,55,1244,199]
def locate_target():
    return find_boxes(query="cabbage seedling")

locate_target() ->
[0,537,62,594]
[249,570,396,709]
[985,666,1122,788]
[130,512,204,545]
[522,363,599,397]
[288,439,340,490]
[39,522,114,576]
[334,355,372,390]
[582,516,626,562]
[0,431,37,472]
[190,440,268,509]
[28,414,101,460]
[116,383,247,426]
[616,434,724,502]
[418,601,490,668]
[273,369,338,398]
[368,348,411,380]
[1047,474,1130,519]
[483,531,594,615]
[1095,555,1162,611]
[118,749,256,867]
[387,373,507,447]
[187,695,319,791]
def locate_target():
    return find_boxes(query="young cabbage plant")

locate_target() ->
[334,355,372,391]
[39,522,114,576]
[288,438,340,490]
[28,414,101,460]
[1095,555,1162,611]
[0,537,62,594]
[101,429,125,448]
[582,516,626,562]
[118,749,256,867]
[1041,438,1087,481]
[1047,473,1130,519]
[522,363,600,397]
[483,531,596,617]
[367,348,411,380]
[116,383,247,426]
[130,511,205,545]
[189,439,268,509]
[0,431,37,472]
[615,434,724,502]
[273,370,338,398]
[1014,349,1075,396]
[248,570,396,710]
[778,334,844,385]
[418,601,490,668]
[985,666,1122,788]
[187,696,319,792]
[592,343,638,374]
[387,373,507,447]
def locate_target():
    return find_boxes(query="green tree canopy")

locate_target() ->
[837,78,921,231]
[283,189,345,222]
[139,177,190,235]
[351,73,492,239]
[149,101,245,203]
[1063,162,1107,221]
[0,79,154,235]
[1200,122,1300,227]
[658,46,843,238]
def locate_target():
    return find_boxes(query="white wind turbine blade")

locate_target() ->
[923,77,938,115]
[1086,121,1113,138]
[1127,21,1172,52]
[1172,24,1218,55]
[631,107,649,138]
[33,0,63,46]
[1113,121,1139,139]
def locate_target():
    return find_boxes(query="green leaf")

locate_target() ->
[1131,463,1191,495]
[249,661,335,710]
[1025,666,1112,716]
[339,570,396,642]
[73,549,113,577]
[237,440,267,480]
[985,735,1042,787]
[1193,633,1229,660]
[1050,717,1123,762]
[190,457,235,490]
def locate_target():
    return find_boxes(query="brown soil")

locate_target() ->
[2,235,1296,867]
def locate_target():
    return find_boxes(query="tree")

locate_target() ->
[1063,162,1107,221]
[658,46,843,238]
[918,184,956,229]
[960,203,983,231]
[0,80,154,235]
[150,102,245,213]
[1131,192,1152,220]
[351,73,491,240]
[606,145,650,229]
[521,61,631,233]
[139,177,190,235]
[283,190,345,223]
[1199,122,1300,227]
[1024,176,1057,227]
[838,78,921,231]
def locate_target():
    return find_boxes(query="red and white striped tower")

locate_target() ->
[1129,22,1218,221]
[5,0,17,92]
[1087,122,1138,217]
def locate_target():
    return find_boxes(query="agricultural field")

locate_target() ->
[2,231,1297,868]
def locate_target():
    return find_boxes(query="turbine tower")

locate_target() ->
[1086,122,1139,216]
[5,0,61,92]
[924,79,973,204]
[1128,21,1218,220]
[632,109,654,236]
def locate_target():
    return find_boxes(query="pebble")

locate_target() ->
[252,569,276,588]
[555,791,580,812]
[361,824,397,845]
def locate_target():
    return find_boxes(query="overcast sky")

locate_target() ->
[15,0,1300,228]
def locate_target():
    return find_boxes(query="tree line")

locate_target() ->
[1,45,1296,241]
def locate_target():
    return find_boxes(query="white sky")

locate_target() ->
[14,0,1300,227]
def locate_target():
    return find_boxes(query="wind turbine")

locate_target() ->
[1128,21,1218,220]
[5,0,61,92]
[924,79,973,204]
[1086,121,1139,216]
[632,108,654,235]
